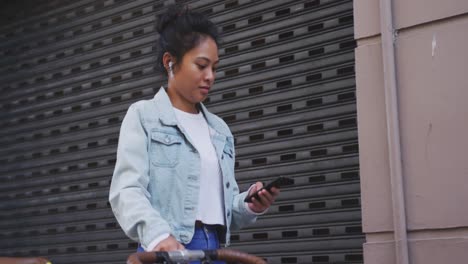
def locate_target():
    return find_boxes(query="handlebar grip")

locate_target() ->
[127,252,168,264]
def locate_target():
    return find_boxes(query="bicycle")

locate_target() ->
[127,249,267,264]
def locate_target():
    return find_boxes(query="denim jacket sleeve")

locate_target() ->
[109,103,171,249]
[231,181,258,230]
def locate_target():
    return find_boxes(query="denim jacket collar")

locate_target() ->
[153,87,231,138]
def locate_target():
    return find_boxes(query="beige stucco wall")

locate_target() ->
[354,1,468,263]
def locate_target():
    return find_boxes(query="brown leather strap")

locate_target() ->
[127,249,267,264]
[217,249,267,264]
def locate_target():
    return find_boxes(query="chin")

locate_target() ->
[199,95,209,102]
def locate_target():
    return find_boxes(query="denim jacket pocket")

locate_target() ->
[223,138,235,159]
[223,144,234,159]
[150,131,183,167]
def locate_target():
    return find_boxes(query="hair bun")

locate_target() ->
[156,4,187,34]
[154,4,219,74]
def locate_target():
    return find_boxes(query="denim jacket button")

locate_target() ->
[227,210,231,217]
[226,182,230,188]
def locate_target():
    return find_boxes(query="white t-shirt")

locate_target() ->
[173,107,225,225]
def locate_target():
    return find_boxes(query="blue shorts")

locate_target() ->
[137,225,225,264]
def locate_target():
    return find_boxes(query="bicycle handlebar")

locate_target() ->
[127,249,267,264]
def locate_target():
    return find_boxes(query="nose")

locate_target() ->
[205,69,215,85]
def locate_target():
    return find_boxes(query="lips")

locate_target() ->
[199,86,210,95]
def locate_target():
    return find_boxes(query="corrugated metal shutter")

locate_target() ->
[0,0,363,263]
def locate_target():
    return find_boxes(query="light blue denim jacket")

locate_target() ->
[109,88,256,249]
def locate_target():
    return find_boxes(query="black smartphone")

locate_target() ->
[244,176,293,203]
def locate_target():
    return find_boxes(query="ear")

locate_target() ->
[162,52,173,72]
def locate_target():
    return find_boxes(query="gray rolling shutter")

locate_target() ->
[0,0,363,263]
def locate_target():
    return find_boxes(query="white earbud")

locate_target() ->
[168,61,174,78]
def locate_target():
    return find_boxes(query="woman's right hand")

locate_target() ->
[152,235,185,251]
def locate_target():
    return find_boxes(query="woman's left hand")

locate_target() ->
[247,182,280,213]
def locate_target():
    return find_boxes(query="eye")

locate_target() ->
[197,64,207,70]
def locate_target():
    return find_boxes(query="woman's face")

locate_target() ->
[167,36,219,113]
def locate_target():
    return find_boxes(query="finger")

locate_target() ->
[269,187,280,196]
[155,246,164,251]
[262,197,274,207]
[157,243,172,252]
[178,243,185,250]
[164,245,176,251]
[258,189,275,207]
[248,184,258,196]
[258,189,274,203]
[264,186,280,200]
[169,242,180,251]
[155,243,164,251]
[249,196,264,211]
[247,197,263,212]
[256,181,264,189]
[171,239,183,251]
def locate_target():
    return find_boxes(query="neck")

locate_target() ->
[166,88,199,114]
[174,104,199,114]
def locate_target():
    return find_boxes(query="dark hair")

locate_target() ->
[156,4,219,74]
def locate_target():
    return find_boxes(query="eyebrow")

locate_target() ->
[196,57,219,64]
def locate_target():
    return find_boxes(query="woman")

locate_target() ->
[109,4,279,259]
